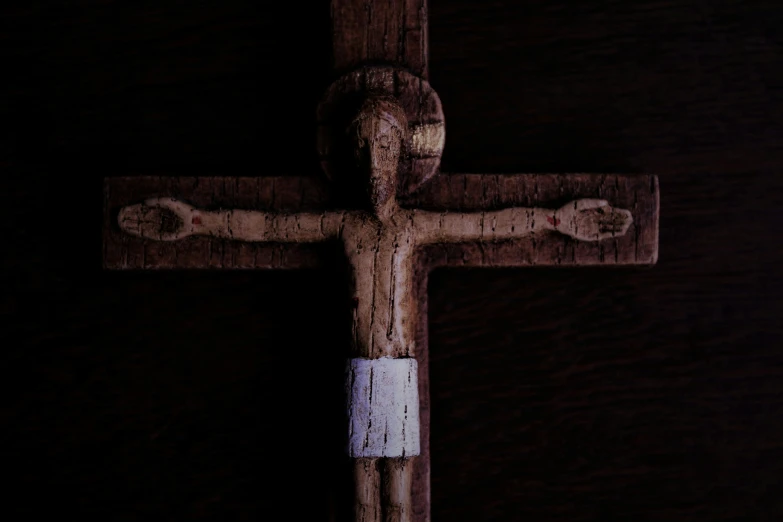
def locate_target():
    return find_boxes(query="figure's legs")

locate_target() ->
[354,457,413,522]
[347,355,418,522]
[381,458,413,522]
[354,458,381,522]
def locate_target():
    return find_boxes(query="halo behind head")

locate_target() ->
[317,67,446,197]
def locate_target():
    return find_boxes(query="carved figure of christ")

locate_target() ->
[104,1,659,520]
[119,195,632,517]
[117,96,634,522]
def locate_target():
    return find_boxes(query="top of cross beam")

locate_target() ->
[331,0,429,79]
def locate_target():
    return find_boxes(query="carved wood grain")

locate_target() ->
[331,0,428,79]
[354,458,381,522]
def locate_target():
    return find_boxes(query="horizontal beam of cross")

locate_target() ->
[103,174,659,270]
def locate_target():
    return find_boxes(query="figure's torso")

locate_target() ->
[341,210,416,358]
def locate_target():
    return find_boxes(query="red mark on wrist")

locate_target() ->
[546,216,561,227]
[191,216,202,225]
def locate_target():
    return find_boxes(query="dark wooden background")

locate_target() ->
[3,1,783,520]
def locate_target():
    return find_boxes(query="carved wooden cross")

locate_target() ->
[103,2,659,521]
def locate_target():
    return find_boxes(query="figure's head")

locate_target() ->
[348,97,408,220]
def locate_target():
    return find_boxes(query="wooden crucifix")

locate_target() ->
[103,1,659,521]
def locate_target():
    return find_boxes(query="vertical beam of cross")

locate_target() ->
[331,0,428,79]
[330,4,429,520]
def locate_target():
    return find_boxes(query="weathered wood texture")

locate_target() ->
[331,0,428,78]
[103,174,657,270]
[354,459,382,522]
[382,458,414,522]
[317,67,445,194]
[103,177,333,270]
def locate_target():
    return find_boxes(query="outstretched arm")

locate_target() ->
[118,197,346,242]
[413,199,632,244]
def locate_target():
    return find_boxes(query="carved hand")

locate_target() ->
[118,198,197,241]
[556,199,633,241]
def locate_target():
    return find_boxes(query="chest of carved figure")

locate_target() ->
[341,212,417,359]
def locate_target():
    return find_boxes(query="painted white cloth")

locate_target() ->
[346,357,420,458]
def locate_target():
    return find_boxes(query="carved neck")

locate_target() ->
[372,194,399,223]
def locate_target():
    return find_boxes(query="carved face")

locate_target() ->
[349,98,407,219]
